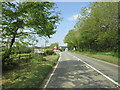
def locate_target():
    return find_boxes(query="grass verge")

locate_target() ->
[2,54,59,89]
[71,50,119,66]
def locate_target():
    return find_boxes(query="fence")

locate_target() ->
[10,54,32,63]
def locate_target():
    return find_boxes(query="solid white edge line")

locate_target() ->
[73,52,119,67]
[67,52,120,87]
[43,52,61,89]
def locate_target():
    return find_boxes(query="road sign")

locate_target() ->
[54,46,57,49]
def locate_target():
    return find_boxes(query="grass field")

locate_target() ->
[71,50,119,66]
[2,54,59,89]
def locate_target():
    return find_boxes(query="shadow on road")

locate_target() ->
[46,59,118,88]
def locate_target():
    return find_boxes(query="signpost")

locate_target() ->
[53,46,57,53]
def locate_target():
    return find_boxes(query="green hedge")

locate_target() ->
[30,55,46,62]
[45,49,54,55]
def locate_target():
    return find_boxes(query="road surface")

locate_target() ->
[44,52,119,88]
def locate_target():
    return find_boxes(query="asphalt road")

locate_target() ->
[45,52,119,88]
[69,52,119,82]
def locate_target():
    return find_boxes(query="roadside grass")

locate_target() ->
[2,54,59,89]
[71,50,119,66]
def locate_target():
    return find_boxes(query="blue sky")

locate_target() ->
[37,2,90,47]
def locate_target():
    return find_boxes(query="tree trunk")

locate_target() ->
[2,30,17,61]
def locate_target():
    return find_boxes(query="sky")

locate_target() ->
[36,2,90,47]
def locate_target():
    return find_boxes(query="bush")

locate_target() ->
[59,48,63,52]
[52,53,56,55]
[45,49,54,55]
[30,55,46,62]
[2,58,19,71]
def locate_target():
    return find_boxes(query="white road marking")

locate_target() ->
[43,52,61,89]
[67,52,120,87]
[86,66,89,68]
[72,52,119,67]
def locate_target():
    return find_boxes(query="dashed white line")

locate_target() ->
[67,52,120,87]
[43,52,61,89]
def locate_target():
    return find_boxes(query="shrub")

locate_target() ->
[52,53,59,55]
[59,48,63,52]
[45,49,54,55]
[30,55,46,62]
[52,53,56,55]
[2,58,19,71]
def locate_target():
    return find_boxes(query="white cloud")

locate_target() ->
[68,14,79,21]
[68,8,91,21]
[68,14,85,21]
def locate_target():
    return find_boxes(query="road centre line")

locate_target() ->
[67,52,120,87]
[43,52,62,89]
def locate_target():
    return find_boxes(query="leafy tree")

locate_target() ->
[88,2,118,51]
[50,43,59,49]
[2,2,61,65]
[64,29,80,50]
[64,2,119,52]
